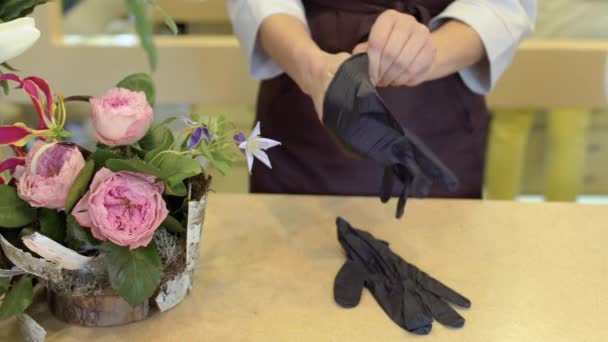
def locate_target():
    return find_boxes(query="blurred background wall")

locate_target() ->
[2,0,608,201]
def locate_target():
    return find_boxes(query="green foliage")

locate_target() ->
[116,73,156,106]
[0,185,36,228]
[0,70,9,96]
[0,277,9,296]
[38,209,66,243]
[64,159,95,214]
[150,152,202,196]
[105,242,163,307]
[0,276,33,320]
[125,0,157,71]
[0,63,18,72]
[90,149,122,169]
[188,115,241,175]
[0,0,48,22]
[65,215,99,251]
[161,215,185,233]
[106,158,164,178]
[141,124,174,162]
[145,0,178,35]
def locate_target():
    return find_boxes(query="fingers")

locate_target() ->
[367,10,434,88]
[396,177,411,219]
[383,26,432,87]
[402,281,434,334]
[415,271,472,308]
[393,40,436,87]
[352,42,369,55]
[334,260,368,308]
[368,10,399,84]
[380,166,394,203]
[376,19,415,87]
[417,290,466,328]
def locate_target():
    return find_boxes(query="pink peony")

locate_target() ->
[72,168,168,249]
[90,88,154,146]
[14,141,85,210]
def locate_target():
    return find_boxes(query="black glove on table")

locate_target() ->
[333,217,471,335]
[323,54,459,218]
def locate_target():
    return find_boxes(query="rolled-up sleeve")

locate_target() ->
[430,0,537,94]
[227,0,308,80]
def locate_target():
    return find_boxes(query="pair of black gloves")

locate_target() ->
[323,54,458,218]
[333,217,471,335]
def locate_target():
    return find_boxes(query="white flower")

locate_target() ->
[238,122,281,174]
[0,17,40,64]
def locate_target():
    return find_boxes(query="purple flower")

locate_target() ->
[202,126,212,142]
[183,116,215,150]
[181,116,198,127]
[234,133,246,143]
[188,127,203,150]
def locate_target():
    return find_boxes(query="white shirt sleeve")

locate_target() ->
[227,0,308,80]
[228,0,537,95]
[430,0,537,94]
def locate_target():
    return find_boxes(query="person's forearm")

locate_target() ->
[427,20,485,81]
[259,14,324,96]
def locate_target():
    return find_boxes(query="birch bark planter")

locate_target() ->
[48,289,151,327]
[0,178,210,328]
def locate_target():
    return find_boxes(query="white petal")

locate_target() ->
[258,138,281,150]
[249,122,261,140]
[238,141,247,150]
[0,18,40,64]
[245,151,254,174]
[252,149,272,169]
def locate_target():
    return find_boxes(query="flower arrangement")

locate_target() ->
[0,72,280,329]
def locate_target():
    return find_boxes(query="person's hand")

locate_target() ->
[298,50,351,119]
[353,10,436,87]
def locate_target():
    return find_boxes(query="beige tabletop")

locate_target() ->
[1,194,608,341]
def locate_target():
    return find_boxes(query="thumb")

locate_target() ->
[352,42,369,55]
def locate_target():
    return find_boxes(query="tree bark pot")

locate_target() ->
[48,289,151,327]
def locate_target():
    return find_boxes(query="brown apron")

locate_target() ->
[251,0,489,198]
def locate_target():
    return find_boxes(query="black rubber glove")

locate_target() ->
[323,54,459,218]
[333,217,471,335]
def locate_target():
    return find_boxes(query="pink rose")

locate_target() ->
[90,88,153,146]
[14,141,85,210]
[72,168,168,249]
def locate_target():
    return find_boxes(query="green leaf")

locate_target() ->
[140,124,174,160]
[0,80,9,96]
[153,153,201,180]
[0,62,18,72]
[161,215,185,233]
[151,152,202,194]
[105,242,163,307]
[65,215,99,251]
[145,0,178,35]
[65,159,95,214]
[116,73,156,106]
[38,209,66,243]
[0,0,48,22]
[106,158,164,179]
[90,149,122,169]
[164,181,187,197]
[0,276,33,320]
[0,70,9,96]
[0,277,9,296]
[0,185,36,228]
[125,0,157,71]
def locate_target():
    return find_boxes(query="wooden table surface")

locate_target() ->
[2,194,607,341]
